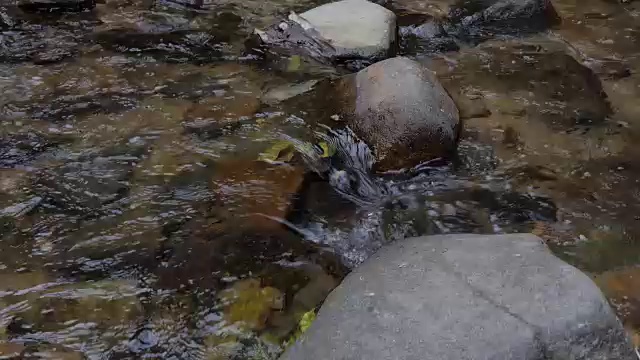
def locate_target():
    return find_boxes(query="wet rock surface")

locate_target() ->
[1,0,640,357]
[448,0,560,42]
[295,0,396,59]
[335,57,460,171]
[210,159,306,231]
[253,0,396,69]
[18,0,96,13]
[399,18,459,53]
[394,0,560,54]
[282,234,637,360]
[434,40,612,129]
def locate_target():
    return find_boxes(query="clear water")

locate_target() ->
[1,0,640,357]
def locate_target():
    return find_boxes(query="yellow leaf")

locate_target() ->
[287,55,302,72]
[258,140,295,163]
[318,141,335,158]
[298,309,316,332]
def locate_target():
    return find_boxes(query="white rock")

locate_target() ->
[297,0,396,59]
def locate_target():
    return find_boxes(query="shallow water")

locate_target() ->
[1,0,640,358]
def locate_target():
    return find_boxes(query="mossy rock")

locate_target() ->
[218,279,284,331]
[2,280,143,333]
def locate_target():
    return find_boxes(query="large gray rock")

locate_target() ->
[282,234,636,360]
[297,0,396,59]
[339,56,460,171]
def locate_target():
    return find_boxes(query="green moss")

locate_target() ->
[219,279,284,331]
[284,309,317,348]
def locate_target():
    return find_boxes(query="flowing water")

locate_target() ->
[1,0,640,358]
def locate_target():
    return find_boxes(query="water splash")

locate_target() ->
[283,126,389,207]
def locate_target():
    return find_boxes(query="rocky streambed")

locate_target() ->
[1,0,640,358]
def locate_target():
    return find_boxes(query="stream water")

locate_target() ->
[1,0,640,358]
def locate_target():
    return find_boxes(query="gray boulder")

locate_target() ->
[297,0,396,59]
[282,234,637,360]
[339,56,460,171]
[253,0,396,68]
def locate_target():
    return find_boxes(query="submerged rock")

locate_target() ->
[436,41,612,129]
[388,0,455,20]
[18,0,96,12]
[218,278,284,331]
[94,9,236,63]
[0,7,18,29]
[0,132,69,168]
[0,29,78,64]
[282,234,637,360]
[0,197,42,218]
[95,30,226,63]
[262,80,319,105]
[36,155,133,212]
[210,159,306,231]
[448,0,560,42]
[395,0,560,53]
[399,19,459,53]
[336,57,460,171]
[253,0,396,68]
[2,279,143,336]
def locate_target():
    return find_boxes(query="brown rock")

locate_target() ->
[211,159,305,230]
[291,270,338,311]
[336,57,460,171]
[439,41,611,129]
